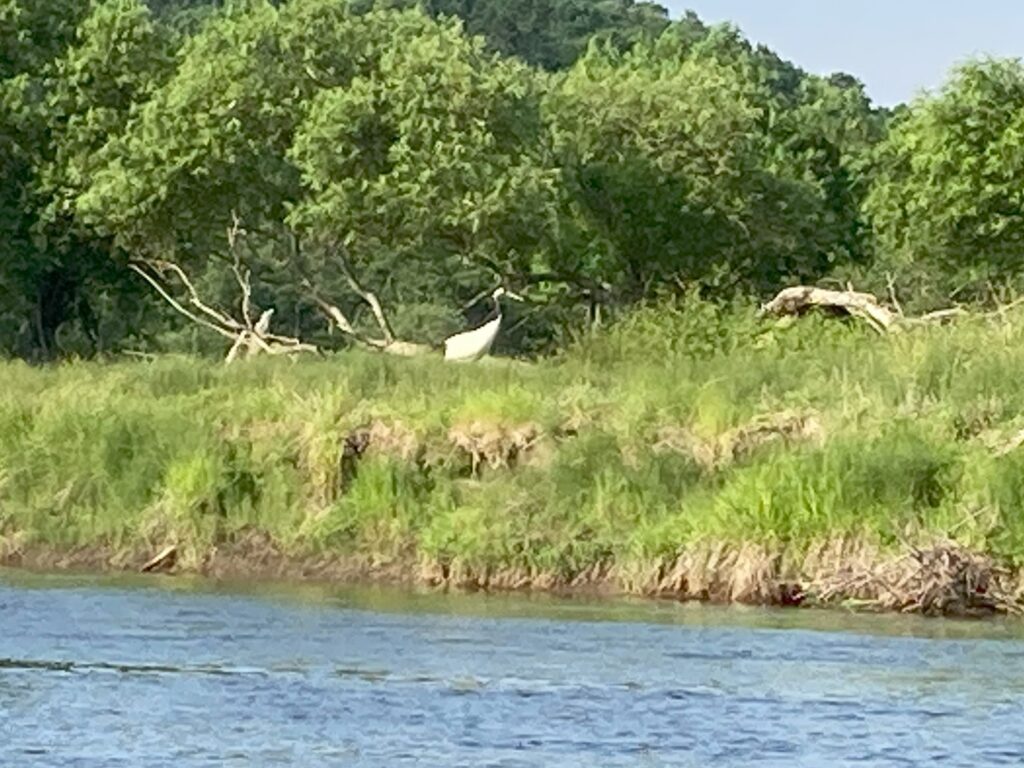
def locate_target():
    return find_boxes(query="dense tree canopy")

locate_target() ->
[547,24,883,298]
[0,0,1020,359]
[1,0,132,356]
[865,58,1024,300]
[419,0,670,70]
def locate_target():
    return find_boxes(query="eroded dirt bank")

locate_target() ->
[4,532,1020,618]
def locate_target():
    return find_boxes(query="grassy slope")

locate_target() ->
[3,298,1024,604]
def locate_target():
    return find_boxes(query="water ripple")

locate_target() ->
[3,578,1024,767]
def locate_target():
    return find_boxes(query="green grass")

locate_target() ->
[5,298,1024,585]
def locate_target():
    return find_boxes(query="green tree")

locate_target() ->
[2,0,898,360]
[75,0,298,254]
[865,58,1024,300]
[419,0,669,70]
[766,73,886,273]
[288,7,560,341]
[1,0,95,356]
[547,23,879,301]
[76,1,560,348]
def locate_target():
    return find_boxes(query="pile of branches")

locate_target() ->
[813,541,1021,617]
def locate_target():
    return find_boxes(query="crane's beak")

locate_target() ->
[505,290,525,302]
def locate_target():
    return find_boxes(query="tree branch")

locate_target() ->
[142,259,244,331]
[291,238,430,355]
[333,246,395,345]
[129,262,238,341]
[300,276,372,344]
[131,243,317,363]
[227,212,256,330]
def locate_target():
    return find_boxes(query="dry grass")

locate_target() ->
[812,541,1022,616]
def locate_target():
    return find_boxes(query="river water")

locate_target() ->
[2,571,1024,767]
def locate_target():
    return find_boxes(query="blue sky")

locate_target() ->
[663,1,1024,106]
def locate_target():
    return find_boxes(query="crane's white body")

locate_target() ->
[442,287,522,362]
[443,315,502,362]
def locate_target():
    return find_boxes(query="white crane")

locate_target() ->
[443,287,523,362]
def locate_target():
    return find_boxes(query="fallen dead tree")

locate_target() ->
[130,215,319,363]
[293,236,432,357]
[761,286,900,333]
[132,217,432,361]
[130,258,319,364]
[761,285,967,334]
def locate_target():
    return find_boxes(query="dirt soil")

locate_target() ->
[3,532,1020,618]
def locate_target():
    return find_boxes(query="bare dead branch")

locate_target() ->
[233,259,254,328]
[300,277,368,342]
[761,286,898,333]
[227,213,257,331]
[129,262,237,341]
[141,544,177,573]
[885,272,905,318]
[762,284,1020,339]
[131,254,317,364]
[288,238,429,357]
[334,251,395,345]
[143,259,243,331]
[993,295,1024,319]
[907,308,969,325]
[224,333,248,364]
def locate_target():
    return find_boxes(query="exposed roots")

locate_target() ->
[811,541,1021,617]
[637,542,783,603]
[655,410,825,471]
[448,421,543,474]
[6,531,1023,619]
[344,420,423,463]
[418,559,612,594]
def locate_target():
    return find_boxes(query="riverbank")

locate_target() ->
[4,299,1024,616]
[3,533,1020,617]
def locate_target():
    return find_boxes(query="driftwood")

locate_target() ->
[762,285,972,334]
[812,541,1020,616]
[141,544,177,573]
[761,286,899,333]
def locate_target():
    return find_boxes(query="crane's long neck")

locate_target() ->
[492,295,502,320]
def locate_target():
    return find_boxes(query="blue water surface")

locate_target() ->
[2,572,1023,767]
